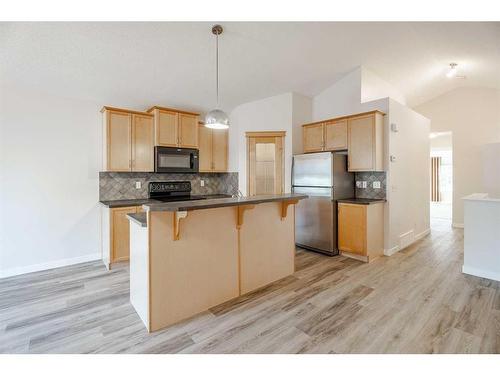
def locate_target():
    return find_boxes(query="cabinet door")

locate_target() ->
[111,206,137,262]
[303,124,324,153]
[156,110,178,147]
[325,120,347,150]
[338,204,367,255]
[348,115,374,171]
[132,114,154,172]
[179,114,199,148]
[107,111,131,171]
[212,128,228,172]
[198,124,213,172]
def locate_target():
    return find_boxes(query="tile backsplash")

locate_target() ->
[99,172,239,201]
[354,171,387,200]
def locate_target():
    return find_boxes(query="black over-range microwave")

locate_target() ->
[154,146,199,173]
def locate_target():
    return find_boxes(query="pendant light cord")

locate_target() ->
[216,31,219,108]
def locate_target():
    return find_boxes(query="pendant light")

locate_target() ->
[205,24,229,130]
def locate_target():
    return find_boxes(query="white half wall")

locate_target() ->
[229,93,294,195]
[0,87,102,278]
[415,87,500,224]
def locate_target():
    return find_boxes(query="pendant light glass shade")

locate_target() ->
[205,24,229,130]
[205,109,229,129]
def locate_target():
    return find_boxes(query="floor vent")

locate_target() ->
[399,230,415,250]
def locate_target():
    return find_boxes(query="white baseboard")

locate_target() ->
[452,222,464,228]
[415,228,431,240]
[384,245,400,256]
[384,228,430,256]
[0,253,101,279]
[462,265,500,282]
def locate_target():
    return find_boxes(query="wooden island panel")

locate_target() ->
[239,202,295,294]
[148,207,239,332]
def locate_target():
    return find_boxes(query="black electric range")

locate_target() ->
[148,181,207,202]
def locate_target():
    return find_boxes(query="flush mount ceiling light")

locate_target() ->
[205,25,229,130]
[446,63,466,79]
[446,63,458,78]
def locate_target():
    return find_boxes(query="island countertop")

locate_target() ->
[142,193,308,212]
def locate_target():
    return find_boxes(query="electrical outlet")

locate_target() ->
[200,180,205,187]
[135,181,141,189]
[356,181,362,188]
[373,181,381,189]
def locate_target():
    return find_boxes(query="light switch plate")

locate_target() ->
[361,181,367,188]
[135,181,141,189]
[373,181,381,189]
[200,180,205,187]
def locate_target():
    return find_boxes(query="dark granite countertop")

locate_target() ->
[127,212,147,227]
[143,194,308,212]
[99,194,233,208]
[99,198,159,208]
[337,198,386,205]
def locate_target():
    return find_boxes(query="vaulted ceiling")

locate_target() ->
[1,22,499,113]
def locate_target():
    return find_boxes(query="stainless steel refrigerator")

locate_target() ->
[292,152,354,256]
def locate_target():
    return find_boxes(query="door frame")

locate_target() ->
[245,131,286,196]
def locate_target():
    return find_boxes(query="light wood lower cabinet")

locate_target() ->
[102,107,154,172]
[198,123,228,172]
[338,202,384,262]
[101,205,143,269]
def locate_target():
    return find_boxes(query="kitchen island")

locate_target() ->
[127,193,307,332]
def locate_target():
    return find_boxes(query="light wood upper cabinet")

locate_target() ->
[102,107,154,172]
[132,114,154,172]
[212,128,228,172]
[302,110,384,172]
[198,124,213,172]
[347,112,384,171]
[338,202,384,263]
[179,113,198,148]
[324,120,347,150]
[303,123,324,153]
[198,123,228,172]
[156,110,178,147]
[148,106,199,149]
[105,111,131,171]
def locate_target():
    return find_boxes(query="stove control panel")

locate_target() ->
[149,181,191,195]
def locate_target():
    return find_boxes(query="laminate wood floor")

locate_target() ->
[1,219,499,354]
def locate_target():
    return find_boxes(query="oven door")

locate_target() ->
[154,147,199,173]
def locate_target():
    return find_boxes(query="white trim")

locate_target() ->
[384,228,430,256]
[0,253,101,279]
[452,222,464,228]
[462,265,500,282]
[384,245,400,256]
[415,228,431,241]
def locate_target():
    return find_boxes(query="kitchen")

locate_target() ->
[1,19,499,361]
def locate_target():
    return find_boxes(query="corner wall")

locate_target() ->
[414,87,500,225]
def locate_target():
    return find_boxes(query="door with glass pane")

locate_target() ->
[246,132,285,196]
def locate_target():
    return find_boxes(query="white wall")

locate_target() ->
[415,87,500,225]
[0,87,102,277]
[291,93,313,155]
[229,93,294,195]
[361,67,407,105]
[385,99,430,253]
